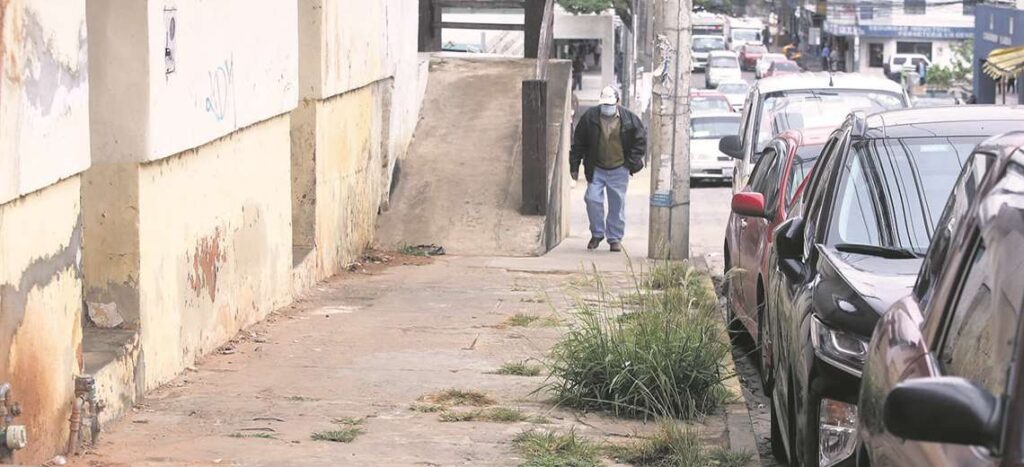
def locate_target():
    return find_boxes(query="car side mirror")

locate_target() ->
[719,135,742,159]
[884,377,1001,448]
[732,192,766,218]
[774,217,805,282]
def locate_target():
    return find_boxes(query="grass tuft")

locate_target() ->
[311,427,363,443]
[286,395,318,402]
[495,361,544,377]
[419,388,496,407]
[512,429,602,467]
[608,420,703,466]
[506,313,541,327]
[331,417,364,426]
[398,244,430,257]
[439,407,549,424]
[409,402,444,413]
[708,447,754,467]
[540,260,730,420]
[228,432,276,439]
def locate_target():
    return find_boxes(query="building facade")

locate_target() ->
[973,3,1024,104]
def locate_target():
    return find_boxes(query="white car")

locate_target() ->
[755,53,787,79]
[692,35,727,71]
[689,113,741,182]
[705,51,741,89]
[885,53,931,79]
[715,80,749,111]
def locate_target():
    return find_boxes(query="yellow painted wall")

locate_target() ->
[0,176,83,463]
[136,115,292,389]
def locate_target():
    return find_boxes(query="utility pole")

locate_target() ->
[648,0,692,260]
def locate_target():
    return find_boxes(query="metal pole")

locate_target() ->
[648,0,691,260]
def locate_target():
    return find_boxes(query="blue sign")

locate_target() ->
[824,22,974,40]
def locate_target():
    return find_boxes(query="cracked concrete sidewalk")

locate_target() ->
[72,172,755,467]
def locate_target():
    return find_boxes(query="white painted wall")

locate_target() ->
[554,13,617,88]
[0,0,91,205]
[145,0,298,161]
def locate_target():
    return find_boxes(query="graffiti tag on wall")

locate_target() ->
[204,56,234,122]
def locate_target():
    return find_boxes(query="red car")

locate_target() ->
[739,44,767,71]
[689,89,734,114]
[723,127,829,385]
[764,60,800,78]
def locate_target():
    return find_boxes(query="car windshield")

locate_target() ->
[717,82,749,94]
[826,137,982,254]
[744,45,767,54]
[732,29,760,42]
[694,37,726,52]
[785,144,824,203]
[771,61,799,71]
[710,57,738,68]
[691,96,732,113]
[755,90,906,153]
[691,116,740,139]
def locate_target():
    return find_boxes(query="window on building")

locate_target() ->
[869,43,884,67]
[963,0,977,15]
[904,0,926,14]
[859,5,874,20]
[897,41,933,60]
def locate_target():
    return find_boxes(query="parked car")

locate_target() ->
[690,112,742,182]
[706,51,741,89]
[855,131,1024,467]
[756,53,788,79]
[739,44,768,71]
[764,106,1024,467]
[690,89,734,115]
[692,35,727,71]
[884,53,930,80]
[855,130,1024,467]
[765,60,801,78]
[724,127,831,385]
[715,80,750,111]
[719,73,908,194]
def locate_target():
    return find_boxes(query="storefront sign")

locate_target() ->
[824,22,973,39]
[982,31,1014,46]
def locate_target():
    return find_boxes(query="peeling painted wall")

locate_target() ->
[137,115,292,389]
[0,0,91,205]
[0,176,83,463]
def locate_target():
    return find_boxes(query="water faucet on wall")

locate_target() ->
[0,383,28,458]
[67,375,104,457]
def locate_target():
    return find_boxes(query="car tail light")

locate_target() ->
[819,399,858,466]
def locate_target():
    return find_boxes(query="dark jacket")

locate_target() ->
[570,105,647,182]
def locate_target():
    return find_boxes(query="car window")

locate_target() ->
[694,37,726,51]
[710,57,738,68]
[894,57,907,65]
[914,152,996,303]
[748,147,777,191]
[691,117,740,139]
[825,137,979,254]
[804,132,849,252]
[691,96,732,113]
[786,144,825,205]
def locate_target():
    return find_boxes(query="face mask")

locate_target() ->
[600,104,617,117]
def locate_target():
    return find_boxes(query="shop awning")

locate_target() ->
[983,45,1024,80]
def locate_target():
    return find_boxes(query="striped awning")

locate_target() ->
[984,45,1024,80]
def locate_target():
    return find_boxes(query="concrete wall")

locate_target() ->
[0,0,90,461]
[292,0,427,282]
[0,0,91,205]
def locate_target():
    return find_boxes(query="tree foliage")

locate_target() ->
[557,0,634,29]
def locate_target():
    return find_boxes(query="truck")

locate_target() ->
[693,12,727,38]
[726,17,764,51]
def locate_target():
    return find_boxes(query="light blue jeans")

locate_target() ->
[585,166,629,242]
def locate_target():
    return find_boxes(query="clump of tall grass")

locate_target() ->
[541,261,731,420]
[608,420,753,467]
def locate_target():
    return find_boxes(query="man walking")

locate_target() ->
[570,87,647,252]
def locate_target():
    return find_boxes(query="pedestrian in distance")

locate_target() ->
[572,55,585,90]
[821,43,831,71]
[570,87,647,252]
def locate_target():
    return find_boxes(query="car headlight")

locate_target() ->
[809,316,868,377]
[820,398,858,467]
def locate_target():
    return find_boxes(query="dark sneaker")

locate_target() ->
[609,241,622,252]
[587,237,604,250]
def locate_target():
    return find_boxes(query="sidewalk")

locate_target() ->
[73,171,755,467]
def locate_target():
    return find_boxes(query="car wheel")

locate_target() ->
[770,388,788,463]
[797,384,822,467]
[757,291,773,391]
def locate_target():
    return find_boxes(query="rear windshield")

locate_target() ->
[732,29,761,42]
[710,57,738,68]
[691,95,732,113]
[786,144,824,203]
[717,82,749,94]
[694,37,726,52]
[755,90,907,154]
[826,136,982,254]
[691,116,740,139]
[771,61,800,71]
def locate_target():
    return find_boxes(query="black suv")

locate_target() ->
[765,106,1024,467]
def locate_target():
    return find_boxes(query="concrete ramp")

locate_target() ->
[377,55,571,256]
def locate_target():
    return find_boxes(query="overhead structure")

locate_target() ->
[419,0,548,57]
[983,46,1024,80]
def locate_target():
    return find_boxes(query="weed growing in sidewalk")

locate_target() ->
[331,417,364,426]
[228,432,276,440]
[541,260,730,420]
[398,244,430,257]
[419,388,496,407]
[439,407,549,424]
[505,313,540,327]
[606,420,752,466]
[495,361,544,377]
[286,395,319,402]
[409,402,443,413]
[512,429,601,467]
[708,447,754,467]
[311,427,363,443]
